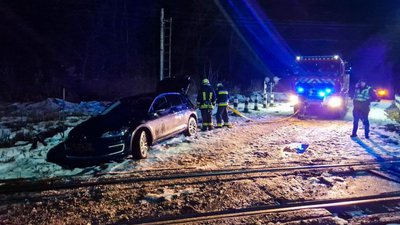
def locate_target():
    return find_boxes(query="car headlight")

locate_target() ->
[327,96,343,108]
[289,94,300,105]
[101,128,128,138]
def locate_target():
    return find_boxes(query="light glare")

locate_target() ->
[289,94,300,105]
[328,96,342,108]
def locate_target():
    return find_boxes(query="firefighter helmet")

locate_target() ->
[202,78,210,85]
[217,82,224,88]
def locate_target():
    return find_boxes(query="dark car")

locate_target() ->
[65,90,198,160]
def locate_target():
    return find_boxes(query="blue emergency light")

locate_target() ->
[296,87,305,93]
[325,88,332,94]
[318,91,326,97]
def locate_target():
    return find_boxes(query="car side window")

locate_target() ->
[165,94,183,107]
[179,95,192,106]
[152,96,170,112]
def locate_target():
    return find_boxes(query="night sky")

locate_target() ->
[1,0,399,101]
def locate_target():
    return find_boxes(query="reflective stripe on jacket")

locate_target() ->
[216,89,229,107]
[197,84,216,109]
[354,86,371,102]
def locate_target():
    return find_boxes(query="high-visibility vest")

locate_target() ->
[354,86,371,102]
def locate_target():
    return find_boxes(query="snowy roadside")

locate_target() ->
[1,98,400,225]
[107,100,400,175]
[0,97,399,180]
[0,95,292,180]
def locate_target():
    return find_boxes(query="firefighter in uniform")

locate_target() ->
[197,79,216,131]
[351,79,374,139]
[215,83,232,128]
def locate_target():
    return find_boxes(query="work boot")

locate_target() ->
[201,126,208,132]
[350,134,357,138]
[365,134,369,139]
[208,125,214,131]
[223,123,233,128]
[216,123,223,128]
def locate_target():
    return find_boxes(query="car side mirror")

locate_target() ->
[149,108,167,118]
[156,108,167,114]
[149,112,159,118]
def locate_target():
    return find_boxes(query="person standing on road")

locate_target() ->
[215,82,232,128]
[197,78,216,131]
[351,79,375,139]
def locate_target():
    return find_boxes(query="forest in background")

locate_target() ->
[1,0,399,102]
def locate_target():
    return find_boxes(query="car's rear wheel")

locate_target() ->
[132,130,149,159]
[184,117,197,136]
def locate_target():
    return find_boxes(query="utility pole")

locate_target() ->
[160,8,172,81]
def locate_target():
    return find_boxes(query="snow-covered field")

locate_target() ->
[0,98,108,179]
[0,96,399,180]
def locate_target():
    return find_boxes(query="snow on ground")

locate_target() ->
[0,98,108,179]
[1,97,400,225]
[0,97,399,180]
[105,99,400,174]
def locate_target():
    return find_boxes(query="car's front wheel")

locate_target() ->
[132,130,149,159]
[184,116,197,136]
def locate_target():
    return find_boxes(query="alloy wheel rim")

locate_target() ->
[189,119,197,135]
[139,132,148,156]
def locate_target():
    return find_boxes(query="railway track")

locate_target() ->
[129,192,400,225]
[1,160,399,195]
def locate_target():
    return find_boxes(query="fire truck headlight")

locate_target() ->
[289,94,300,105]
[327,96,343,108]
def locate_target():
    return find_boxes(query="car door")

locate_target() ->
[165,93,187,134]
[148,95,171,140]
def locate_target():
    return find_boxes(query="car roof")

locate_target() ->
[119,92,183,103]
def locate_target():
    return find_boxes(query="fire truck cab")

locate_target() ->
[290,55,350,118]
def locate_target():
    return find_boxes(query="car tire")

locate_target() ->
[132,130,149,159]
[294,104,304,118]
[294,104,300,114]
[184,116,197,136]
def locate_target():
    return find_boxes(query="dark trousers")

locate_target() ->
[216,106,229,126]
[200,109,213,129]
[352,109,370,136]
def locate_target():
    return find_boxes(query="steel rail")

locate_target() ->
[131,192,400,225]
[0,160,399,194]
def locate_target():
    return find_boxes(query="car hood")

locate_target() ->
[157,76,191,95]
[68,115,141,140]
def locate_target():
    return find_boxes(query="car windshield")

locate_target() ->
[101,96,153,116]
[295,61,343,77]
